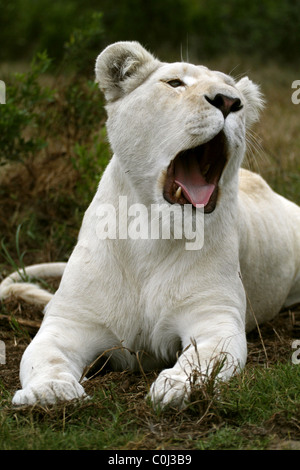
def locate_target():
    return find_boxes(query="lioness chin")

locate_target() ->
[1,42,300,409]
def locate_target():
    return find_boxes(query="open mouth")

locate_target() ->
[163,131,227,214]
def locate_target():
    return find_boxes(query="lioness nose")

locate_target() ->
[205,93,242,118]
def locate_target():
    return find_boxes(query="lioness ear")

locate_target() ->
[95,41,160,102]
[235,77,265,127]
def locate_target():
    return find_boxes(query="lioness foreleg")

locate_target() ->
[149,313,246,409]
[12,315,118,406]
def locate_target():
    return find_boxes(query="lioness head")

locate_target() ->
[96,42,263,213]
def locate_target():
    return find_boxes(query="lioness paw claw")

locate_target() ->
[149,372,191,409]
[12,379,87,406]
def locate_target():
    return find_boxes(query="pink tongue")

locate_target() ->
[174,153,215,207]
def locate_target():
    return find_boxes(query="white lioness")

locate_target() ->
[1,42,300,408]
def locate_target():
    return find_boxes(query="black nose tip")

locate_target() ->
[205,93,242,118]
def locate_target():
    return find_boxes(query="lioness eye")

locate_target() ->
[167,79,185,88]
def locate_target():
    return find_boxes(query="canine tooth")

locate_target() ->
[175,186,182,199]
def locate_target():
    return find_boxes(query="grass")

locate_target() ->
[0,387,139,450]
[0,361,299,450]
[0,54,300,450]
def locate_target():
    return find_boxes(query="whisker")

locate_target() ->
[244,129,268,174]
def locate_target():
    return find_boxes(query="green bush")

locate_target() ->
[0,0,91,61]
[1,0,300,64]
[185,0,300,61]
[0,52,54,167]
[0,9,106,167]
[0,16,109,263]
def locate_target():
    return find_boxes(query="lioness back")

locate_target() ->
[238,168,300,331]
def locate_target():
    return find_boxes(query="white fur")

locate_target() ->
[2,42,299,408]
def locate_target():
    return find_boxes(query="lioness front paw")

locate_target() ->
[149,369,191,409]
[12,378,87,406]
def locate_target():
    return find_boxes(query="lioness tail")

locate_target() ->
[0,262,66,307]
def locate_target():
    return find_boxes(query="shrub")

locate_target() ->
[0,18,109,264]
[0,52,54,168]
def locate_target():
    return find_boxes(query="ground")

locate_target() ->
[0,291,299,450]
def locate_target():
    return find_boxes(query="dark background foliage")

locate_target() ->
[1,0,300,67]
